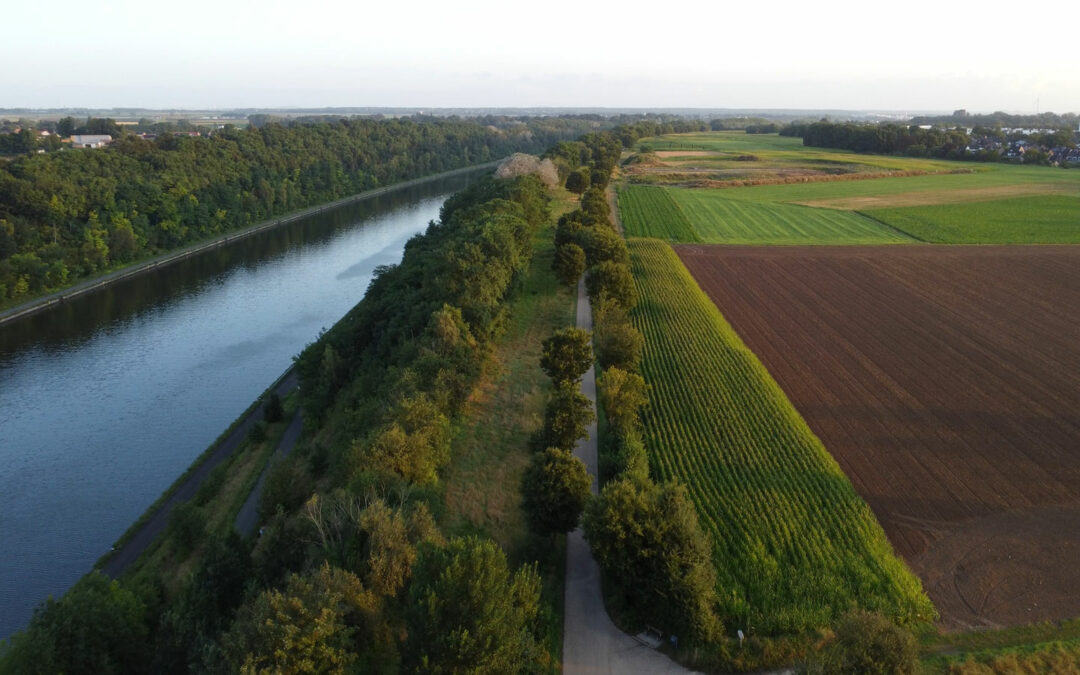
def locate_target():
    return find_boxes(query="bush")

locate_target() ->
[521,448,592,535]
[804,610,917,675]
[167,502,206,555]
[553,243,586,286]
[263,393,284,423]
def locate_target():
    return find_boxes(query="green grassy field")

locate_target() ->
[628,238,933,635]
[865,194,1080,244]
[672,188,913,244]
[619,185,912,244]
[621,132,1080,244]
[616,185,701,241]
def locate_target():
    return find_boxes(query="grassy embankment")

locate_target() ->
[122,394,298,592]
[437,187,578,667]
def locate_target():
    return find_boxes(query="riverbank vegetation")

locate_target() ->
[0,115,599,306]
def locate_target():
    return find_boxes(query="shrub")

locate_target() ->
[804,610,918,675]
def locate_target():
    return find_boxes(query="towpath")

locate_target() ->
[100,370,298,577]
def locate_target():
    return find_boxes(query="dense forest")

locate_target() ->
[782,120,1079,163]
[0,115,603,304]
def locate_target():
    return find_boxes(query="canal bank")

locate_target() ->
[0,167,491,640]
[0,160,500,328]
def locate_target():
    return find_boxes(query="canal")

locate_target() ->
[0,169,485,639]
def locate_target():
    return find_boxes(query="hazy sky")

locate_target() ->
[6,0,1079,112]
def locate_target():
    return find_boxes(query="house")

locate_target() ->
[69,134,112,148]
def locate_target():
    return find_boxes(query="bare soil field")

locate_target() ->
[676,245,1080,630]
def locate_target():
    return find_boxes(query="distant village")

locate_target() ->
[2,115,1079,167]
[951,125,1080,166]
[0,116,218,155]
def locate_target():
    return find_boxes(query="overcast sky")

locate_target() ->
[5,0,1078,112]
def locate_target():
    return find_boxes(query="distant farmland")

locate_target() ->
[620,131,1080,246]
[676,244,1080,629]
[627,239,933,634]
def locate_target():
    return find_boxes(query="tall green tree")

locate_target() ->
[405,537,543,673]
[539,328,593,387]
[521,448,592,535]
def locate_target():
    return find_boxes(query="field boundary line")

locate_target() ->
[854,210,928,243]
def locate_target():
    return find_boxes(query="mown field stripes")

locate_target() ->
[618,185,701,241]
[669,188,914,244]
[628,238,933,634]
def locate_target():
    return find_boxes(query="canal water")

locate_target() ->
[0,170,484,639]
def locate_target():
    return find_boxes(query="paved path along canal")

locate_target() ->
[562,278,693,675]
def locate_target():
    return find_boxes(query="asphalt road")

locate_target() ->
[234,410,304,536]
[100,370,298,578]
[562,278,693,675]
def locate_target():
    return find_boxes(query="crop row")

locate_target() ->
[617,185,701,241]
[627,238,934,634]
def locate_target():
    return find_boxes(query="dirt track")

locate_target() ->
[676,245,1080,630]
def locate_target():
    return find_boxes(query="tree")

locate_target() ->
[405,537,543,672]
[539,328,593,386]
[583,477,721,642]
[537,383,595,452]
[586,261,638,311]
[0,572,150,675]
[804,610,917,675]
[219,564,379,675]
[594,320,643,372]
[521,448,592,535]
[565,167,590,194]
[597,368,649,434]
[553,242,586,286]
[579,226,629,266]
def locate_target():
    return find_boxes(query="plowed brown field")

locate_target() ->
[676,245,1080,630]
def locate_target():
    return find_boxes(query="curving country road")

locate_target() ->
[100,370,298,578]
[562,278,694,675]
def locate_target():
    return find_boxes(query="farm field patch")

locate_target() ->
[619,184,912,244]
[865,194,1080,244]
[675,244,1080,630]
[627,238,933,635]
[670,187,913,244]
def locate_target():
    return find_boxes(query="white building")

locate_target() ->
[69,134,112,148]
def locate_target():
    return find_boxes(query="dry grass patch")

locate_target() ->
[799,182,1077,210]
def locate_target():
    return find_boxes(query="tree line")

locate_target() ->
[0,114,600,304]
[782,120,1077,163]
